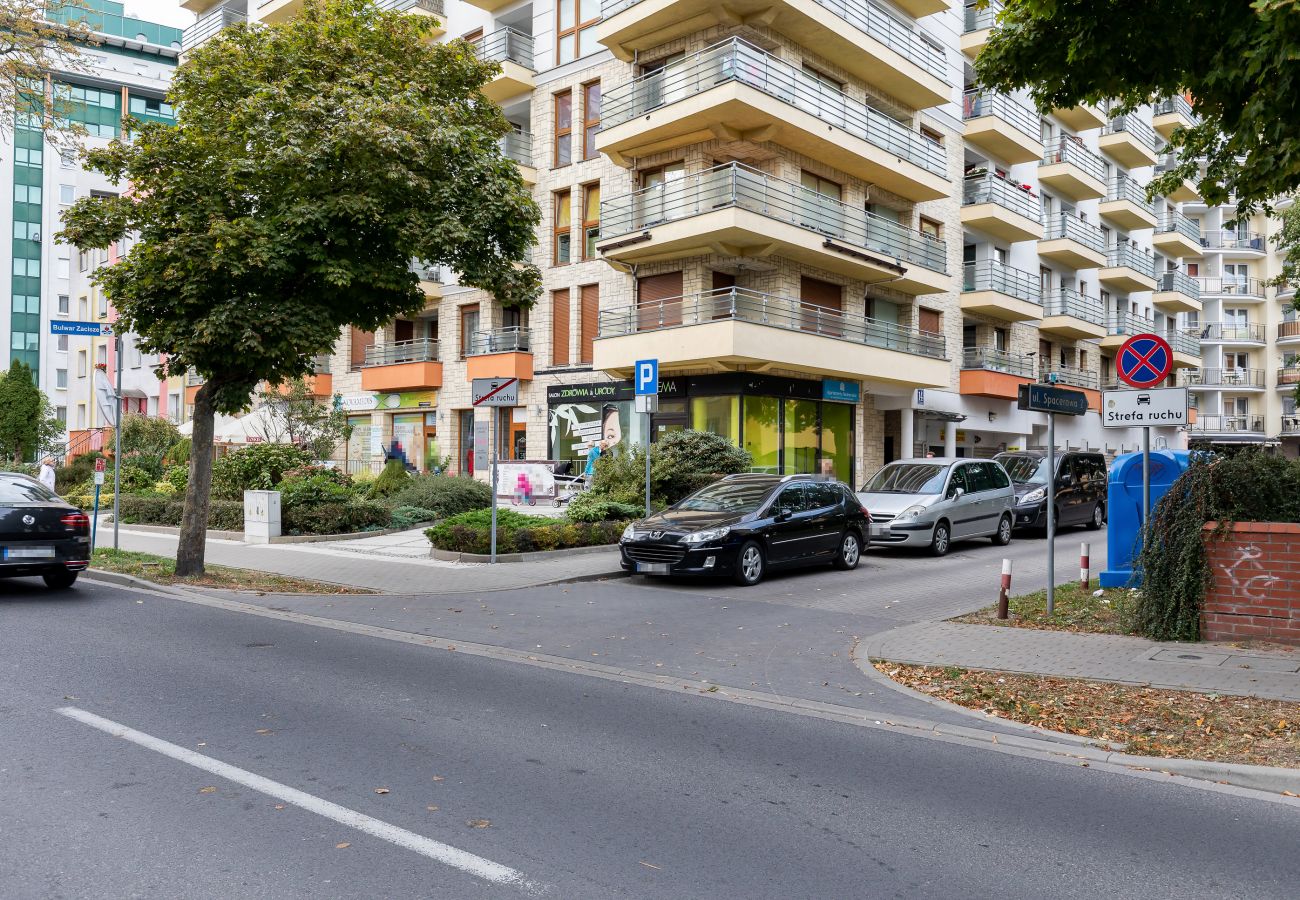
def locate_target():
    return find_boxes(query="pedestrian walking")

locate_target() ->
[38,457,57,493]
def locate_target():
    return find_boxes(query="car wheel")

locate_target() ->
[833,531,862,570]
[930,521,951,557]
[733,541,765,586]
[991,514,1013,546]
[1086,502,1105,530]
[42,570,78,590]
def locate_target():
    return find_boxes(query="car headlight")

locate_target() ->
[621,523,636,542]
[895,505,928,521]
[681,526,730,545]
[1021,488,1046,504]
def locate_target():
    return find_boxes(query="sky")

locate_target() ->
[122,0,195,29]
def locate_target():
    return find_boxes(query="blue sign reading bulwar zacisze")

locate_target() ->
[50,321,112,336]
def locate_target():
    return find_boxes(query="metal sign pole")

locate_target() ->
[1046,412,1056,616]
[1141,426,1151,526]
[489,411,498,564]
[113,335,123,550]
[644,411,651,518]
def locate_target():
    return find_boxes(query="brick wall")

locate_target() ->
[1201,522,1300,645]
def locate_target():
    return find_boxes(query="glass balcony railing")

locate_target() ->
[182,7,246,51]
[1106,311,1155,336]
[1202,230,1266,252]
[1189,415,1265,434]
[962,172,1041,223]
[962,91,1039,140]
[601,40,947,178]
[1047,366,1100,390]
[1195,276,1265,298]
[364,339,439,366]
[1157,270,1200,300]
[1043,289,1105,326]
[1041,138,1107,183]
[1105,244,1156,278]
[467,327,531,355]
[960,347,1035,378]
[1197,322,1266,343]
[48,4,183,48]
[962,260,1041,305]
[964,0,1002,33]
[1101,114,1159,150]
[1156,211,1201,241]
[601,162,948,273]
[1166,328,1201,357]
[1104,176,1154,214]
[375,0,445,12]
[1155,95,1197,124]
[599,287,947,358]
[499,130,533,166]
[472,27,534,70]
[1178,368,1266,388]
[1044,213,1106,253]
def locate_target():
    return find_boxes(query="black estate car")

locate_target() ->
[994,450,1108,532]
[619,474,870,586]
[0,472,91,589]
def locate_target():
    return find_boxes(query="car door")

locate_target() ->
[959,462,995,536]
[804,482,845,555]
[944,465,974,538]
[1059,455,1084,524]
[765,484,811,564]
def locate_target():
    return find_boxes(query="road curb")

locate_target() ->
[82,568,189,597]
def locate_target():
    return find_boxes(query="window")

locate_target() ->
[557,0,601,65]
[579,284,598,364]
[918,308,941,335]
[774,484,808,513]
[1039,266,1052,294]
[79,249,90,272]
[59,185,74,204]
[994,327,1008,351]
[919,125,943,145]
[551,289,570,366]
[582,81,601,160]
[554,90,572,167]
[919,217,942,240]
[96,344,107,366]
[57,294,69,314]
[582,183,600,259]
[98,295,108,317]
[460,304,480,358]
[56,369,67,389]
[349,327,374,370]
[56,258,70,279]
[78,296,88,319]
[553,190,572,265]
[77,351,87,377]
[55,406,67,425]
[57,335,68,352]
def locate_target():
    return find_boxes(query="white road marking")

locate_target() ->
[56,706,546,894]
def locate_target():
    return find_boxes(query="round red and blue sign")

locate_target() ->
[1117,333,1173,389]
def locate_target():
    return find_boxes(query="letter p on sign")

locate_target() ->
[635,359,658,396]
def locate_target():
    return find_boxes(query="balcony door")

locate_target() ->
[710,271,736,320]
[638,161,684,228]
[799,276,842,337]
[638,53,685,115]
[799,171,844,239]
[636,271,683,331]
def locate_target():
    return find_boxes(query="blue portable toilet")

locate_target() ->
[1099,449,1193,588]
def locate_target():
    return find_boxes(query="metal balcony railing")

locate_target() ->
[962,260,1041,305]
[601,40,947,178]
[1156,211,1201,241]
[1155,95,1197,123]
[1195,276,1265,298]
[1178,368,1266,388]
[1101,114,1159,150]
[598,287,947,359]
[467,327,531,355]
[1189,415,1264,433]
[1281,415,1300,434]
[185,371,205,386]
[182,6,246,51]
[1278,320,1300,341]
[963,90,1039,140]
[601,162,949,273]
[410,260,444,282]
[363,338,438,366]
[1044,213,1106,253]
[1157,270,1201,300]
[1105,244,1157,278]
[1106,311,1155,336]
[1196,322,1265,343]
[375,0,445,13]
[1167,328,1201,357]
[1277,367,1300,387]
[1201,230,1265,252]
[311,354,331,374]
[499,130,533,167]
[1043,289,1105,326]
[1041,138,1107,183]
[1046,366,1100,390]
[472,27,534,70]
[962,172,1041,223]
[960,347,1035,378]
[1104,176,1154,214]
[964,0,1002,33]
[601,0,947,81]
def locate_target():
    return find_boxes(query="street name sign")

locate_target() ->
[51,320,112,336]
[1102,386,1188,427]
[471,377,518,407]
[1117,333,1173,389]
[1016,383,1089,416]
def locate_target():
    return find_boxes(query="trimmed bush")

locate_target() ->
[589,429,751,508]
[211,443,312,500]
[118,463,159,494]
[282,500,391,536]
[390,474,491,519]
[390,505,440,528]
[566,492,644,523]
[162,465,188,492]
[115,494,245,530]
[426,508,627,555]
[57,452,102,493]
[279,472,353,507]
[367,458,410,498]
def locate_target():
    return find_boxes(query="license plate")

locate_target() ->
[636,562,672,574]
[3,546,54,559]
[869,524,891,540]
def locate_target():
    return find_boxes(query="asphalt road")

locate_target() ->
[2,578,1298,899]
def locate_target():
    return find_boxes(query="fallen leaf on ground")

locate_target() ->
[467,819,491,828]
[374,788,390,794]
[426,805,439,812]
[640,861,661,870]
[274,804,285,810]
[336,842,350,849]
[432,775,445,782]
[198,786,217,794]
[255,728,273,735]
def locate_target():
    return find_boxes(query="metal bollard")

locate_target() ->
[1080,541,1090,590]
[996,558,1013,619]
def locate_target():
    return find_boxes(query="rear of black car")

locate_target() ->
[0,473,91,588]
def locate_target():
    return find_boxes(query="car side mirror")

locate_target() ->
[949,487,964,501]
[776,507,793,521]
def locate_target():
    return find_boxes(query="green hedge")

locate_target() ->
[426,508,626,555]
[116,494,245,531]
[282,500,391,536]
[390,474,491,518]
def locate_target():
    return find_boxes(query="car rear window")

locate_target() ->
[0,476,56,503]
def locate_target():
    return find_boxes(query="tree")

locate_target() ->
[58,0,541,574]
[1,1,92,150]
[117,412,181,475]
[973,0,1300,212]
[0,361,62,464]
[252,379,352,461]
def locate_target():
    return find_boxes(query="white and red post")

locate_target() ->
[996,558,1013,619]
[1080,542,1091,590]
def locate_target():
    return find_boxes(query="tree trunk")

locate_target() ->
[175,382,216,577]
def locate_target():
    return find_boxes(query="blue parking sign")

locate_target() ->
[635,359,658,395]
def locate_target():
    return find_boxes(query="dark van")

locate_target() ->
[993,450,1108,532]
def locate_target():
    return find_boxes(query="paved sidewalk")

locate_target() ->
[867,622,1300,702]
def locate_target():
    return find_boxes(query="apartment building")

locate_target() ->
[180,0,1208,483]
[2,1,182,450]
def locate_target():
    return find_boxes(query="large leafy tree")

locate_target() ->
[1,1,92,149]
[974,0,1300,212]
[59,0,541,574]
[0,361,62,465]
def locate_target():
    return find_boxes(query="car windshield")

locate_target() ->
[999,455,1051,485]
[863,463,948,495]
[0,475,56,503]
[674,480,772,513]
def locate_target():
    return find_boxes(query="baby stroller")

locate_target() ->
[551,460,587,507]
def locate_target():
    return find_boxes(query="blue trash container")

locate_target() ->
[1099,449,1193,588]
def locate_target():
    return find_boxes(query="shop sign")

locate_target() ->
[381,391,436,409]
[822,379,861,404]
[338,394,378,412]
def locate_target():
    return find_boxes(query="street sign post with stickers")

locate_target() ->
[1111,334,1182,525]
[471,378,520,563]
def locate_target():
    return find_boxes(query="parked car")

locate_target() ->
[0,472,91,589]
[619,474,870,586]
[994,450,1108,531]
[860,458,1015,556]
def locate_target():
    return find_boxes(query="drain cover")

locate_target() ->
[1177,654,1202,660]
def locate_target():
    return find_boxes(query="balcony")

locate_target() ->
[256,0,306,24]
[1166,328,1202,367]
[593,287,950,388]
[274,356,333,398]
[1040,289,1107,339]
[1281,414,1300,435]
[1277,280,1296,301]
[1201,230,1266,256]
[1278,320,1300,344]
[465,327,533,381]
[360,339,442,391]
[1099,311,1155,351]
[958,348,1034,400]
[1039,138,1107,201]
[1152,270,1202,313]
[960,260,1042,322]
[500,130,535,185]
[1197,322,1266,345]
[1188,415,1265,437]
[961,1,1000,57]
[184,371,205,405]
[410,261,444,299]
[460,0,517,12]
[1277,367,1300,389]
[375,0,446,36]
[597,162,950,294]
[473,28,535,104]
[596,0,949,110]
[598,40,948,201]
[1045,365,1101,392]
[960,172,1042,243]
[1098,114,1159,167]
[962,91,1042,164]
[1195,276,1266,301]
[1152,211,1202,258]
[1154,152,1201,202]
[182,7,245,52]
[1098,176,1156,230]
[1039,214,1107,269]
[1099,244,1157,293]
[1052,103,1108,131]
[1179,368,1266,390]
[1153,96,1197,139]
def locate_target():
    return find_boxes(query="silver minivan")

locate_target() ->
[859,457,1016,556]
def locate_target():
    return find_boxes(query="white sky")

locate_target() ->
[121,0,195,29]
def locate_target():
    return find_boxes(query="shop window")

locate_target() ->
[782,398,819,475]
[691,395,739,446]
[821,403,853,483]
[743,396,780,474]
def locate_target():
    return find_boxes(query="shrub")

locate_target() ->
[119,463,159,493]
[589,444,651,506]
[119,413,181,467]
[279,467,354,507]
[154,479,178,496]
[390,474,491,519]
[162,465,188,492]
[166,437,191,467]
[57,452,103,493]
[115,494,244,530]
[390,505,440,528]
[426,508,628,555]
[282,500,391,535]
[650,429,751,504]
[566,492,644,522]
[367,458,411,498]
[210,443,312,500]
